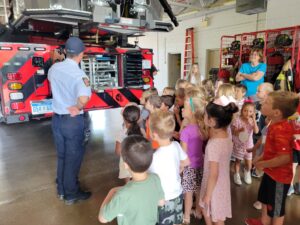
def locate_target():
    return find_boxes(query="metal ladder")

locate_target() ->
[183,27,195,79]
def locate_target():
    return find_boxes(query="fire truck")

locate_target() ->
[0,0,178,124]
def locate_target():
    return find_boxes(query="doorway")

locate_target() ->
[206,49,220,79]
[168,53,181,87]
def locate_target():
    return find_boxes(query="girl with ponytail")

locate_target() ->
[115,104,143,183]
[199,98,238,225]
[180,88,208,223]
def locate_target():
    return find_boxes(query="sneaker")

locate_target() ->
[253,201,262,210]
[251,169,262,178]
[83,130,91,146]
[287,185,295,196]
[245,218,263,225]
[64,191,92,205]
[234,173,242,185]
[294,183,300,195]
[57,194,64,201]
[244,169,252,184]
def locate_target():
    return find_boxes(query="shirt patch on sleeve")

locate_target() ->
[82,77,90,87]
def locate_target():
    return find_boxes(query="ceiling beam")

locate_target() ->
[174,4,235,21]
[168,1,201,10]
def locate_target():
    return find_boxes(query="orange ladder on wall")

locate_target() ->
[183,27,195,78]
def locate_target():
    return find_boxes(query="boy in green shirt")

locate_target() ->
[99,135,165,225]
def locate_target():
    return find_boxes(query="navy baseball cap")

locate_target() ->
[65,37,85,54]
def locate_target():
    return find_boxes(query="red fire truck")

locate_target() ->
[0,0,178,124]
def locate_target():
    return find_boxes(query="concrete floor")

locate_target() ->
[0,108,299,225]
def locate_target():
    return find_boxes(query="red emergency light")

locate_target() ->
[10,102,25,110]
[7,72,22,80]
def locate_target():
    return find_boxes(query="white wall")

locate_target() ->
[132,0,300,91]
[266,0,300,29]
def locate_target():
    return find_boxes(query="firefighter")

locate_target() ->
[48,37,92,205]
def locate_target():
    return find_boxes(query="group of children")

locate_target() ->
[97,77,300,225]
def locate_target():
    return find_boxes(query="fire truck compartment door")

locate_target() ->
[33,71,50,96]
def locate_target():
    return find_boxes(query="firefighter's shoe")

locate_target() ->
[245,218,263,225]
[57,194,64,201]
[64,191,92,205]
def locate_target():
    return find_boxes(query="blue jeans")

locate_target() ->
[52,114,85,199]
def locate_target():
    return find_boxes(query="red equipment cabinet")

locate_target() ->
[0,43,153,124]
[219,26,300,90]
[219,35,241,82]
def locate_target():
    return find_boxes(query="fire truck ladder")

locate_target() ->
[183,27,195,79]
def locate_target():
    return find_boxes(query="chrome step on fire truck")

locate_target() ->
[0,0,178,124]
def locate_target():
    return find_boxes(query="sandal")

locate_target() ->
[192,209,203,220]
[183,217,190,224]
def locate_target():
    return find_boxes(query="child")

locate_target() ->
[202,78,215,102]
[145,95,162,149]
[232,102,259,185]
[216,83,236,100]
[214,79,224,96]
[181,88,208,223]
[255,82,274,130]
[115,105,143,183]
[99,135,165,225]
[175,79,189,90]
[249,117,272,177]
[173,88,185,140]
[199,99,239,225]
[160,95,174,112]
[289,137,300,195]
[148,111,190,225]
[287,109,300,196]
[247,117,271,210]
[245,91,299,225]
[162,87,175,96]
[139,88,158,131]
[253,82,274,167]
[235,84,247,111]
[187,63,201,85]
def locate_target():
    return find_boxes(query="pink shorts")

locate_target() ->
[233,148,253,161]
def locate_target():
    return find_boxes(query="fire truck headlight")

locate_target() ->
[8,82,23,90]
[10,92,24,100]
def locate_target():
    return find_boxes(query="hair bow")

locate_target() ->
[213,95,236,106]
[244,99,254,103]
